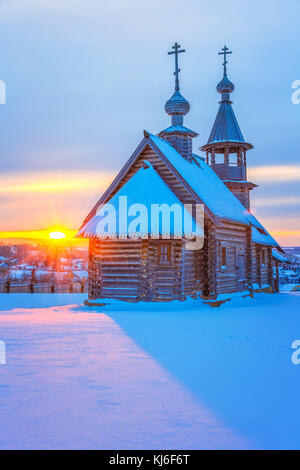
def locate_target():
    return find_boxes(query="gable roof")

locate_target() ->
[77,162,203,239]
[77,132,279,248]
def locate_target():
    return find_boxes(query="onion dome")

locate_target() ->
[165,90,190,116]
[216,75,234,95]
[159,43,198,160]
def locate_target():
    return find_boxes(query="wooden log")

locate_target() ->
[256,245,261,288]
[275,260,279,292]
[267,246,274,291]
[202,218,210,297]
[209,222,217,297]
[138,239,149,301]
[246,227,253,295]
[173,240,183,299]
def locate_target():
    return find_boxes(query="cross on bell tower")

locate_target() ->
[168,42,185,91]
[218,45,232,77]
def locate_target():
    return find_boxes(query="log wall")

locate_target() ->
[182,245,204,296]
[88,239,142,300]
[214,221,248,293]
[89,238,190,301]
[88,223,254,300]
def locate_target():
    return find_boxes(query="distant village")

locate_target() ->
[279,247,300,287]
[0,242,88,293]
[0,240,299,294]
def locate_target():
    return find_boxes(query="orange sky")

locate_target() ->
[0,166,299,247]
[0,170,114,240]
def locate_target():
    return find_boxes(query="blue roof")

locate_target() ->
[207,101,245,144]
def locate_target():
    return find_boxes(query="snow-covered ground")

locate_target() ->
[280,283,299,292]
[0,291,300,450]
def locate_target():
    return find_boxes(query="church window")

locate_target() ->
[159,243,171,264]
[221,246,227,268]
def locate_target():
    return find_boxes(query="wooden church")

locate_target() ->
[77,44,283,302]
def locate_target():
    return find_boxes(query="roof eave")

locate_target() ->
[158,127,198,138]
[200,141,253,152]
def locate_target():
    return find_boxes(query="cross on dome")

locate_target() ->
[167,42,186,91]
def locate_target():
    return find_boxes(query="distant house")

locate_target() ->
[77,44,283,302]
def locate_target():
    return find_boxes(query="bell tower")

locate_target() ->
[200,46,256,209]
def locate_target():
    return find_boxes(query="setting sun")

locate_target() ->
[49,231,67,240]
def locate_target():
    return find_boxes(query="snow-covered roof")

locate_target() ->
[150,134,276,235]
[272,249,289,262]
[78,162,204,239]
[251,227,278,247]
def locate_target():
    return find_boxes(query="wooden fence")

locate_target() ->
[0,279,87,294]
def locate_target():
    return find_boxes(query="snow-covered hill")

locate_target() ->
[0,292,299,449]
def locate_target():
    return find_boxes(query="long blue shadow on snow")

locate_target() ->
[105,293,300,450]
[0,293,85,311]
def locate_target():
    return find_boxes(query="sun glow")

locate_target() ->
[0,227,88,245]
[49,231,67,240]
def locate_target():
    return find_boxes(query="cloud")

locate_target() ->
[272,231,300,246]
[253,196,300,207]
[248,165,300,183]
[0,170,114,194]
[0,0,81,19]
[0,0,293,44]
[257,215,300,245]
